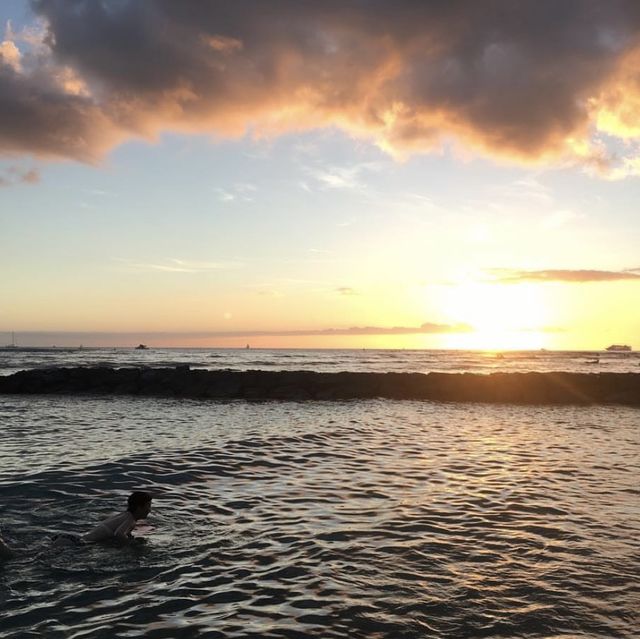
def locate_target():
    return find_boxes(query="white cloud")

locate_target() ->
[306,161,382,191]
[214,183,256,203]
[541,208,581,230]
[115,258,243,273]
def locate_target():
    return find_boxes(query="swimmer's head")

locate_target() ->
[127,491,153,519]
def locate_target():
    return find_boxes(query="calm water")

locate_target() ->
[1,346,639,377]
[1,395,638,638]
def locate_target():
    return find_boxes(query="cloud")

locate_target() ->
[490,176,554,205]
[307,162,380,190]
[0,17,121,161]
[256,289,285,298]
[0,1,639,170]
[313,167,362,190]
[24,323,469,341]
[0,165,40,187]
[0,38,21,71]
[116,258,243,273]
[311,323,472,336]
[161,322,472,337]
[540,209,580,230]
[490,268,640,283]
[214,183,256,203]
[215,188,236,203]
[11,323,470,346]
[336,287,357,296]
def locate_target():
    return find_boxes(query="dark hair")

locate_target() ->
[127,491,152,512]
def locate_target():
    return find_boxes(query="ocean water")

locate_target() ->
[1,392,639,638]
[1,346,639,377]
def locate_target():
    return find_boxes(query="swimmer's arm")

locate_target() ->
[113,519,136,542]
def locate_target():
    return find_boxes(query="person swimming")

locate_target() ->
[49,491,153,547]
[83,491,153,543]
[0,491,153,558]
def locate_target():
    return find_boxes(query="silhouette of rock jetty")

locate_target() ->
[1,367,640,406]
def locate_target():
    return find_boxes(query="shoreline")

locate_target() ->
[1,366,640,405]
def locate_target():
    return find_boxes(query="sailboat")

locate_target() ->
[5,332,17,349]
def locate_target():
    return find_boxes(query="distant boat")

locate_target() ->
[135,344,149,350]
[4,332,17,349]
[246,344,250,349]
[605,344,632,352]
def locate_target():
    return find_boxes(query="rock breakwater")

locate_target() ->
[1,367,640,405]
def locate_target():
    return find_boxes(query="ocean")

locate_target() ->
[1,349,639,638]
[1,346,639,377]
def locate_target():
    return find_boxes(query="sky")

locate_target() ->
[1,0,639,350]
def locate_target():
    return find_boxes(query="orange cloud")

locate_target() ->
[0,1,639,168]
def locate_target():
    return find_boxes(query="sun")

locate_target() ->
[439,281,551,350]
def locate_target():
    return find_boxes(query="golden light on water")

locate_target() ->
[440,282,551,351]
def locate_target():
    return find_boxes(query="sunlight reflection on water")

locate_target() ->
[1,396,638,638]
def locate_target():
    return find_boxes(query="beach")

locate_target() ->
[1,350,639,638]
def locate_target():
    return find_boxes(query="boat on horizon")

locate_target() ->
[605,344,632,352]
[135,344,149,350]
[3,332,17,349]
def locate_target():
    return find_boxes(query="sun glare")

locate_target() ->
[440,282,550,350]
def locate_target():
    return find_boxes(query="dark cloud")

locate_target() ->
[1,1,639,163]
[492,268,640,283]
[0,41,119,160]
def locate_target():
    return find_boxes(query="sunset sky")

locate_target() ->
[1,1,639,350]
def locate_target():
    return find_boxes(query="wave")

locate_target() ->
[1,401,638,638]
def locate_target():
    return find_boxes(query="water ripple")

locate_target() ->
[0,397,638,638]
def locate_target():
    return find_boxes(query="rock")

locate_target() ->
[0,367,639,406]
